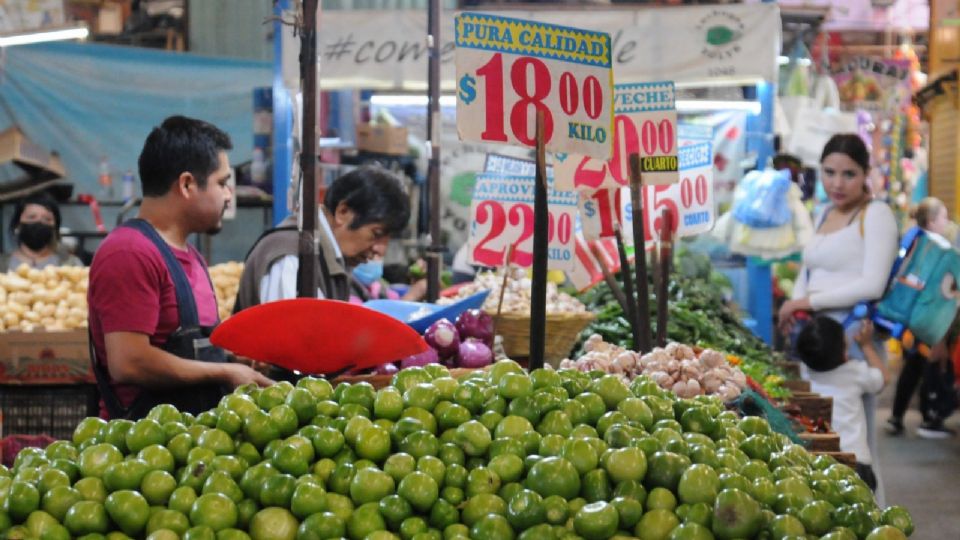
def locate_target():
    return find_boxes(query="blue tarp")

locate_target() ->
[0,42,270,194]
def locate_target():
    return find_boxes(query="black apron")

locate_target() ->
[91,219,228,420]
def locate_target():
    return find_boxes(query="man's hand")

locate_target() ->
[232,355,274,375]
[402,279,428,302]
[220,363,275,388]
[854,320,875,346]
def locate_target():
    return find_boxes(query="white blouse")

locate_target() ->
[793,201,899,311]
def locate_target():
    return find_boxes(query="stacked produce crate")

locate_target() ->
[0,265,98,439]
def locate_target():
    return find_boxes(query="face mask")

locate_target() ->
[18,222,54,251]
[353,260,383,286]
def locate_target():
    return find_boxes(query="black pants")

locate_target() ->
[891,350,935,423]
[855,462,878,492]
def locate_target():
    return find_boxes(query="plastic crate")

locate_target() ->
[0,384,99,440]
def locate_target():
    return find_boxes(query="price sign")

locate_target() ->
[455,12,614,158]
[468,173,578,270]
[555,81,678,190]
[566,214,622,292]
[579,142,715,244]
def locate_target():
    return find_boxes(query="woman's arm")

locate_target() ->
[807,203,899,310]
[855,321,891,387]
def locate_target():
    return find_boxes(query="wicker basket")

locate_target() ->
[489,311,595,367]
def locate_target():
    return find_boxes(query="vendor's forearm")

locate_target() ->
[104,332,227,388]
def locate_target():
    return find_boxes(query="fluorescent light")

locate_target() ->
[674,77,765,89]
[0,24,89,47]
[370,95,455,107]
[676,100,762,115]
[778,56,812,67]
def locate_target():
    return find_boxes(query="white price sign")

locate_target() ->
[578,142,715,244]
[455,12,614,158]
[555,81,678,190]
[468,173,578,270]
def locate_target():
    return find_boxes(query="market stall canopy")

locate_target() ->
[0,126,67,201]
[281,3,781,91]
[0,42,269,194]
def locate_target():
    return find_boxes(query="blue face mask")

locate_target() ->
[353,260,384,286]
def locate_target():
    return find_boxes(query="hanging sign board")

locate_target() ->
[467,172,578,270]
[579,142,715,243]
[455,12,614,159]
[483,153,624,293]
[567,222,623,292]
[555,81,678,191]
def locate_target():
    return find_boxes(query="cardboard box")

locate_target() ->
[356,124,409,155]
[0,330,94,385]
[97,2,125,35]
[0,127,66,182]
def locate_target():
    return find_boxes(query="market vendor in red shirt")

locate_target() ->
[88,115,273,420]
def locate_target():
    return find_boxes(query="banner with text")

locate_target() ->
[302,5,780,91]
[467,172,579,270]
[555,81,678,190]
[455,12,614,158]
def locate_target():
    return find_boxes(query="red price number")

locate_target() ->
[476,53,605,147]
[586,174,706,242]
[572,114,676,189]
[472,200,574,267]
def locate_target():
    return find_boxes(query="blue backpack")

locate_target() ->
[848,226,960,346]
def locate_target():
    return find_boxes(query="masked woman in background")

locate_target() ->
[350,256,427,303]
[1,193,82,271]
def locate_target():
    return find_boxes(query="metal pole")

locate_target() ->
[529,111,548,370]
[425,0,443,302]
[297,0,320,299]
[656,210,673,347]
[629,154,652,353]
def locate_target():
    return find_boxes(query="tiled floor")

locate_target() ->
[875,386,960,540]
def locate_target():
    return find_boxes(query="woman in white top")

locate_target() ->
[778,133,899,505]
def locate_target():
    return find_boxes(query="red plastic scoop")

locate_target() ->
[211,298,428,374]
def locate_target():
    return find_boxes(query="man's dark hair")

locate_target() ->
[138,115,233,197]
[323,166,410,236]
[795,316,847,372]
[9,192,61,239]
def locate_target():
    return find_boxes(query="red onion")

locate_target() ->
[400,347,439,369]
[458,338,493,368]
[456,309,494,348]
[424,318,460,358]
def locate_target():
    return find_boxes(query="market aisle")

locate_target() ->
[876,399,960,540]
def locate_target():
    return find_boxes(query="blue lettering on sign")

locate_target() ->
[679,142,712,171]
[568,122,607,144]
[613,81,676,113]
[581,200,596,218]
[474,172,578,207]
[549,248,573,261]
[683,211,710,226]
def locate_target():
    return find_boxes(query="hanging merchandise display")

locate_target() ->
[832,56,913,116]
[712,169,814,260]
